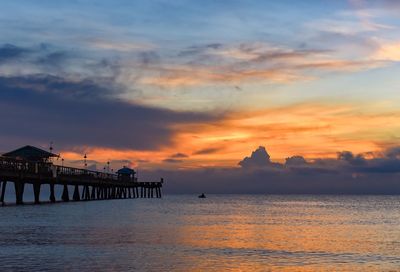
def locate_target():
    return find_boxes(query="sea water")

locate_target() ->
[0,195,399,271]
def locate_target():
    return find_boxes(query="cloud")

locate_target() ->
[86,38,156,52]
[238,146,272,168]
[163,158,183,163]
[0,44,29,63]
[385,146,400,159]
[144,166,400,194]
[170,153,188,158]
[36,51,70,68]
[237,146,400,176]
[178,43,223,57]
[193,147,222,155]
[143,145,400,194]
[0,43,125,83]
[285,156,308,166]
[0,74,215,152]
[162,152,189,164]
[337,151,367,166]
[138,42,389,88]
[373,40,400,61]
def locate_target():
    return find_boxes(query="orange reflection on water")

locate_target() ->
[170,197,400,271]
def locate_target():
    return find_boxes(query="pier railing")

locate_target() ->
[0,156,163,205]
[0,156,43,174]
[56,165,118,181]
[0,156,119,181]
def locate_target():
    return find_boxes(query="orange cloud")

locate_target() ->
[136,43,387,89]
[60,102,400,169]
[139,65,304,88]
[374,40,400,61]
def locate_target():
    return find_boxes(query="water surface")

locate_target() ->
[1,195,399,271]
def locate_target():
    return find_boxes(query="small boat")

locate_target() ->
[198,193,206,198]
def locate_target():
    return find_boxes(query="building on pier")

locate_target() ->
[2,145,58,162]
[117,167,137,182]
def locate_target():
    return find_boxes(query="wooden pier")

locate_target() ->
[0,146,163,205]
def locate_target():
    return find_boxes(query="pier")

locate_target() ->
[0,146,163,205]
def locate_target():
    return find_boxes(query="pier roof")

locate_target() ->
[2,145,59,161]
[117,167,136,175]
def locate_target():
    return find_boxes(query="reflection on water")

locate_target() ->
[0,195,399,271]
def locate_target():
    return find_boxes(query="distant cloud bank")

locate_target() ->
[153,146,400,194]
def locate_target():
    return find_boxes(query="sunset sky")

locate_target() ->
[1,0,400,191]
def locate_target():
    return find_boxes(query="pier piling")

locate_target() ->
[62,185,70,202]
[0,153,163,205]
[14,181,25,205]
[0,181,6,205]
[49,183,56,202]
[73,185,80,201]
[33,183,41,204]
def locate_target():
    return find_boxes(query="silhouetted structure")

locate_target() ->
[117,167,137,182]
[0,145,163,205]
[3,145,58,162]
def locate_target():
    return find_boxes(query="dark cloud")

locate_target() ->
[193,147,222,155]
[1,74,118,99]
[36,51,70,68]
[163,153,189,164]
[0,43,96,77]
[337,151,367,166]
[137,51,160,66]
[178,43,223,57]
[0,74,215,151]
[238,146,400,176]
[139,146,397,194]
[0,43,71,67]
[0,44,29,63]
[385,146,400,159]
[163,158,183,163]
[170,153,188,158]
[140,145,400,194]
[143,167,400,194]
[238,146,271,168]
[285,155,308,166]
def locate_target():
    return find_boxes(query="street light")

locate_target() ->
[49,141,54,163]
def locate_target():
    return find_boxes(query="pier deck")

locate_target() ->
[0,156,163,205]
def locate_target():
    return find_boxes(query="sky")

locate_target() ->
[1,0,400,193]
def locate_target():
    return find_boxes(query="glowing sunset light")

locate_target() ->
[3,2,400,271]
[0,0,400,193]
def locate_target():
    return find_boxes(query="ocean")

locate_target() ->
[0,195,399,271]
